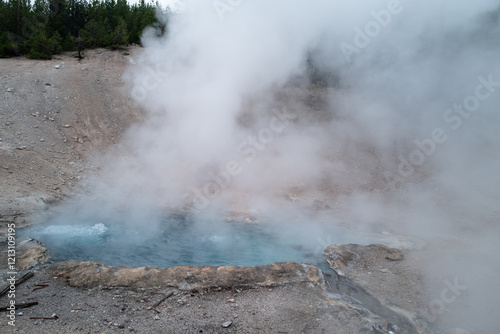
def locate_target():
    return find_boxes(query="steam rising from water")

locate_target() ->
[51,1,500,332]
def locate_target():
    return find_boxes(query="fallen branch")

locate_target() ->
[31,313,58,320]
[0,301,38,312]
[152,291,174,308]
[0,272,35,297]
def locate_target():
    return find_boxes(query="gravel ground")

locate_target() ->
[0,267,367,334]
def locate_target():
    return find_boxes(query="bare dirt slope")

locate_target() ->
[0,48,144,222]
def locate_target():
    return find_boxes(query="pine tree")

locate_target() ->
[0,0,167,58]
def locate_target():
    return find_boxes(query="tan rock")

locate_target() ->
[16,237,50,270]
[52,261,324,292]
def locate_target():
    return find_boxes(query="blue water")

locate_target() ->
[19,213,337,268]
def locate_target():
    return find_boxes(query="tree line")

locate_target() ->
[0,0,167,59]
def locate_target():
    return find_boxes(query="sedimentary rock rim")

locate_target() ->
[52,260,325,292]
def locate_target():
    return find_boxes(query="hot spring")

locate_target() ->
[19,213,390,269]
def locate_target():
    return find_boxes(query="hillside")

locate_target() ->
[0,47,144,223]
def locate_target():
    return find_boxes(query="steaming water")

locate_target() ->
[20,214,370,268]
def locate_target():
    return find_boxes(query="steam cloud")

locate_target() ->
[56,0,500,332]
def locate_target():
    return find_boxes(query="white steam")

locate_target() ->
[56,0,500,332]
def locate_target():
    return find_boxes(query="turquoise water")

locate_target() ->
[20,213,336,268]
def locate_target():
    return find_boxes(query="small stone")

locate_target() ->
[45,83,51,86]
[7,88,13,92]
[385,251,404,261]
[51,313,59,319]
[62,124,71,128]
[55,65,61,69]
[154,315,160,320]
[221,321,232,328]
[17,312,23,316]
